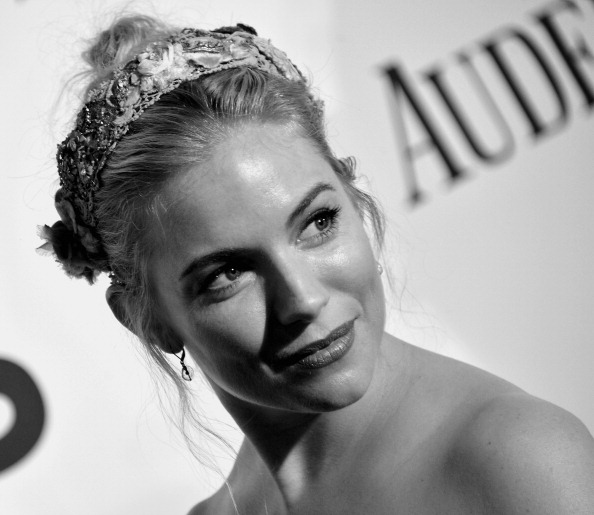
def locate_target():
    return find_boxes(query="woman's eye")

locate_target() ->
[189,263,254,303]
[313,215,331,231]
[299,207,341,243]
[207,267,243,291]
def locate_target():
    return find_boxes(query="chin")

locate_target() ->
[300,389,369,413]
[282,323,382,413]
[274,358,378,414]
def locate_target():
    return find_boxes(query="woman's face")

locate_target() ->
[149,123,385,415]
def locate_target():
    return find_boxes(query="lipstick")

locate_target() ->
[274,319,356,370]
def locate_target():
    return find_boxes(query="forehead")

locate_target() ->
[156,123,341,249]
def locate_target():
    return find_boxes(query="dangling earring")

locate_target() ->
[376,261,383,276]
[176,348,193,381]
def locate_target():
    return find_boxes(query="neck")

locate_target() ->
[211,333,413,506]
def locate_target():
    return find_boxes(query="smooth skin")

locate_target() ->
[141,123,594,514]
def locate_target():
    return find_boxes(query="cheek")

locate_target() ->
[332,220,379,284]
[329,223,385,320]
[184,287,268,373]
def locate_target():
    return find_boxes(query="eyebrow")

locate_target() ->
[286,182,336,228]
[179,248,244,282]
[178,181,337,282]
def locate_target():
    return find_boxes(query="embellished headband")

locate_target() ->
[57,24,309,229]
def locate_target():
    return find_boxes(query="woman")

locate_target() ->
[40,15,594,514]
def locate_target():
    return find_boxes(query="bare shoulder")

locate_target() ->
[454,391,594,514]
[410,348,594,512]
[186,486,233,515]
[186,498,209,515]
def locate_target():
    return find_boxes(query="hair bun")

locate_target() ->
[82,15,172,77]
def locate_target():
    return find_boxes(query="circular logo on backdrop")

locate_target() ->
[0,359,45,473]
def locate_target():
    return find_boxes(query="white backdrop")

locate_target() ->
[1,1,592,514]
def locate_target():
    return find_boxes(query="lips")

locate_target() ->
[271,319,356,370]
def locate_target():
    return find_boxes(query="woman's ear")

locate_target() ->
[105,284,184,354]
[151,322,184,354]
[106,284,134,333]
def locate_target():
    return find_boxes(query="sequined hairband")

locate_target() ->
[57,24,312,229]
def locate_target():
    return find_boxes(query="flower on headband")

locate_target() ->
[39,189,109,283]
[114,103,137,126]
[185,52,224,69]
[137,45,175,75]
[124,88,141,107]
[228,41,251,60]
[136,44,189,91]
[252,37,301,80]
[113,85,141,124]
[55,193,78,234]
[139,76,155,93]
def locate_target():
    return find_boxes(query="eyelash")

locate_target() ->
[201,264,246,297]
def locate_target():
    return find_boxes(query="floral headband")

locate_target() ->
[56,24,311,230]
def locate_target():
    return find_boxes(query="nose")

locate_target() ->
[270,255,330,326]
